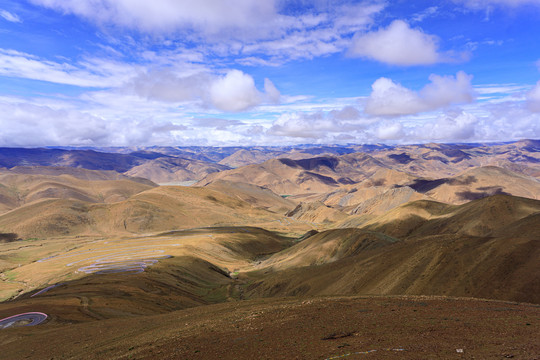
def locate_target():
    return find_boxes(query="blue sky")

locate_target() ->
[0,0,540,146]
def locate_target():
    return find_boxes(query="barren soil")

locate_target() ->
[0,296,538,359]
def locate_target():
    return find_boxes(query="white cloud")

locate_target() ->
[233,3,385,64]
[365,71,475,116]
[0,100,111,146]
[129,70,212,103]
[527,81,540,112]
[333,2,386,32]
[124,67,281,112]
[475,101,540,140]
[0,95,202,146]
[411,6,439,22]
[261,94,540,145]
[475,84,528,96]
[349,20,442,65]
[365,78,422,115]
[3,87,539,147]
[412,111,478,141]
[330,106,361,120]
[0,49,138,87]
[376,122,404,140]
[455,0,540,8]
[209,70,262,112]
[30,0,279,37]
[30,1,385,63]
[266,106,367,140]
[268,112,336,139]
[0,9,21,23]
[264,78,281,104]
[0,47,280,113]
[240,28,344,62]
[191,118,243,130]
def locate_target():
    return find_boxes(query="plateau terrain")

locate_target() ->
[4,1,540,358]
[0,140,539,359]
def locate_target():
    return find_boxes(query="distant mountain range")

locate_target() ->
[0,140,538,185]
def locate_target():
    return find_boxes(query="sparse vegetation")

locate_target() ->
[0,141,538,359]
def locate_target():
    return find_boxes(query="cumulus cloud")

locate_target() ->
[129,69,280,112]
[474,101,540,141]
[330,106,361,120]
[349,20,442,65]
[0,47,282,113]
[2,44,275,115]
[376,122,405,140]
[527,81,540,112]
[0,97,200,146]
[413,111,478,141]
[267,106,366,140]
[365,71,475,116]
[268,112,336,139]
[0,101,111,146]
[129,71,211,103]
[0,9,21,23]
[209,70,262,112]
[264,78,281,103]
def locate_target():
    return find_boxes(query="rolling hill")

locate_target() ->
[246,194,540,304]
[0,166,155,214]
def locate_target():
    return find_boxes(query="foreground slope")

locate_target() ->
[1,296,538,359]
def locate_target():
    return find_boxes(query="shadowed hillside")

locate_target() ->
[245,195,540,304]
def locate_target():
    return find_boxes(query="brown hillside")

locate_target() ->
[362,194,540,239]
[0,185,309,238]
[198,153,389,196]
[204,180,296,214]
[125,157,229,184]
[420,166,540,204]
[0,167,155,214]
[371,141,540,179]
[258,228,397,270]
[1,296,538,360]
[286,201,348,224]
[245,195,540,304]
